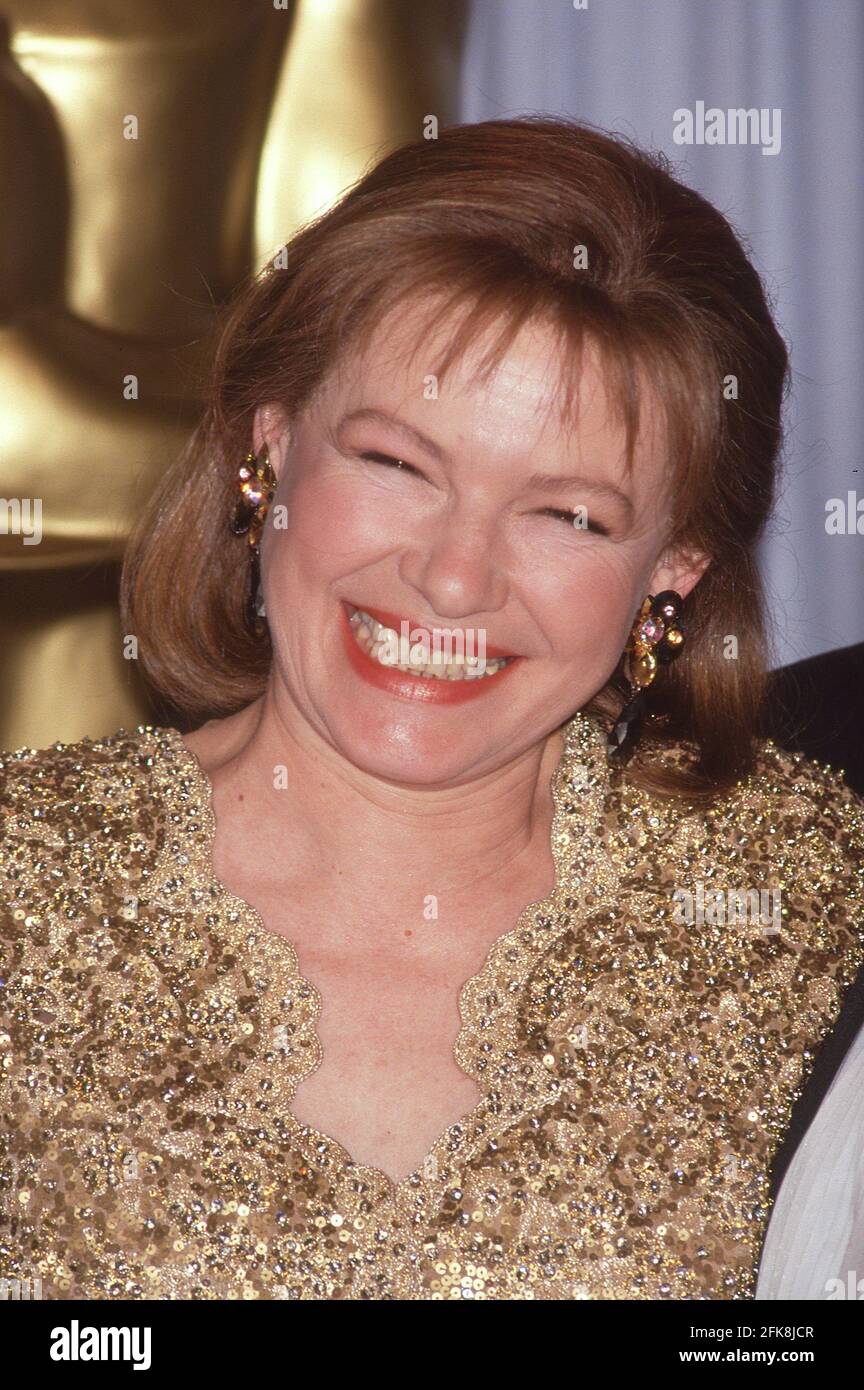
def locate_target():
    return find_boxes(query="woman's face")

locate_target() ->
[255,299,707,786]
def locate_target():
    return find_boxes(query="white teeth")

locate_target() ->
[347,606,510,681]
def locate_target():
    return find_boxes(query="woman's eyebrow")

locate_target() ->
[337,408,446,461]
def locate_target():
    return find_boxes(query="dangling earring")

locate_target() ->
[230,445,276,636]
[607,589,686,764]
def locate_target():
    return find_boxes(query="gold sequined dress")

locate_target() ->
[1,710,863,1300]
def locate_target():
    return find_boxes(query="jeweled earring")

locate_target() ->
[607,589,686,765]
[230,445,276,636]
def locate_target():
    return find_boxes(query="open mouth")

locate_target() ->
[343,601,517,683]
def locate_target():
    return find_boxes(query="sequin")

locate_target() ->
[1,710,863,1299]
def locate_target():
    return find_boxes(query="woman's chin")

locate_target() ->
[324,712,490,786]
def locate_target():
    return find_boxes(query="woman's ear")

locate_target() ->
[648,547,712,603]
[252,401,292,481]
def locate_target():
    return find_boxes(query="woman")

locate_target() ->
[1,116,862,1301]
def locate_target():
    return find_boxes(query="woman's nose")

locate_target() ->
[398,514,509,621]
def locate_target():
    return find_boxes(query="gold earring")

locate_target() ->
[230,445,276,636]
[607,590,686,764]
[230,446,277,549]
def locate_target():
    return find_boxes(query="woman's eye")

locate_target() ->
[359,450,420,475]
[355,459,608,533]
[542,507,610,537]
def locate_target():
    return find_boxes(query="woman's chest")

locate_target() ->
[235,892,535,1185]
[4,895,815,1299]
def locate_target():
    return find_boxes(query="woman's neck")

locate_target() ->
[179,691,566,906]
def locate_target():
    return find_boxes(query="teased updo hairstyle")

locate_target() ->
[121,115,789,802]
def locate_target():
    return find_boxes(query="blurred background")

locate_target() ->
[1,0,862,751]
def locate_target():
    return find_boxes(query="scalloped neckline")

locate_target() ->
[151,712,610,1200]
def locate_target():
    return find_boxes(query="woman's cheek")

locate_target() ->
[283,472,415,563]
[518,543,645,669]
[516,536,637,611]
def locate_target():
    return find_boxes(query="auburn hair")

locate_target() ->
[120,115,790,802]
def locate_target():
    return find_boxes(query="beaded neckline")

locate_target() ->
[144,709,614,1202]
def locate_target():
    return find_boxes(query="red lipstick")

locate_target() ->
[339,600,520,705]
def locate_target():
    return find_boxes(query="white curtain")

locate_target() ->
[755,1021,864,1300]
[459,0,864,670]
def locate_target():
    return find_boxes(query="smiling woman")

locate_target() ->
[117,116,787,801]
[2,117,863,1302]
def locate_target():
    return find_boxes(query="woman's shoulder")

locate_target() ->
[637,725,864,847]
[0,723,176,922]
[666,733,864,963]
[0,721,171,820]
[725,733,864,858]
[603,726,864,964]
